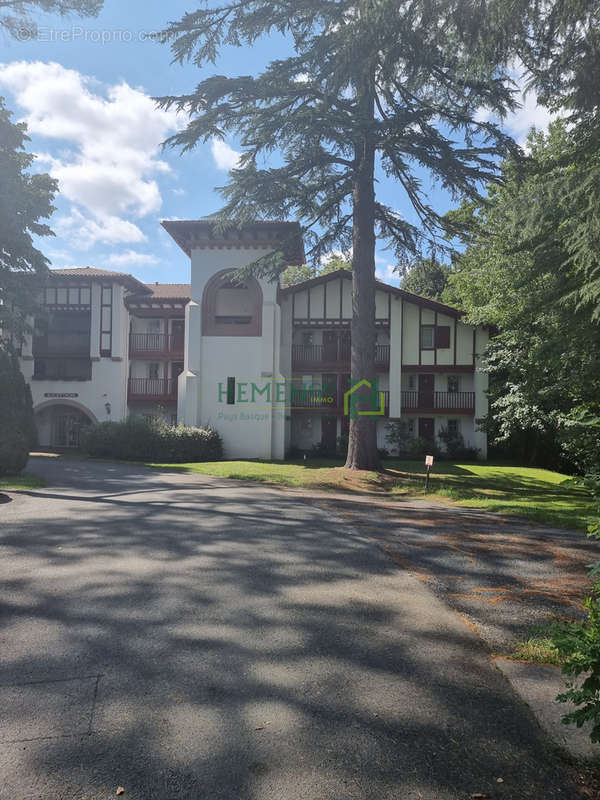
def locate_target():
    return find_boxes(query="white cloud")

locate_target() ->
[0,60,182,248]
[54,208,146,250]
[376,262,399,285]
[106,250,158,267]
[476,62,559,146]
[211,139,242,171]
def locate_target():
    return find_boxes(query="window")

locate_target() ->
[447,419,460,436]
[302,331,313,346]
[100,284,113,356]
[407,419,415,435]
[202,270,262,336]
[227,377,236,405]
[148,362,160,379]
[33,311,91,356]
[420,325,435,349]
[407,375,416,390]
[448,375,460,393]
[33,357,92,381]
[44,285,91,310]
[436,325,451,348]
[149,319,162,332]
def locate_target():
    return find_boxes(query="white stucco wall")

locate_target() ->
[180,245,286,460]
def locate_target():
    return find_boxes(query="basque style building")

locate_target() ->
[17,219,488,458]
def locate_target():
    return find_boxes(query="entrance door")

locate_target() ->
[323,331,338,361]
[51,410,89,448]
[321,417,338,455]
[418,373,435,409]
[418,418,435,443]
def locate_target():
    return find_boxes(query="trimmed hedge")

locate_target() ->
[80,417,223,462]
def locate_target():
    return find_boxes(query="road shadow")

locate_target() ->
[0,464,586,799]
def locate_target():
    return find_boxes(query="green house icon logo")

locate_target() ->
[343,379,385,418]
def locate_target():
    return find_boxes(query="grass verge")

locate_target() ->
[146,457,593,530]
[0,473,45,490]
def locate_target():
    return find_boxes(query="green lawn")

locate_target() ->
[147,457,594,530]
[0,473,45,490]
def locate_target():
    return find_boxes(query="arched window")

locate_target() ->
[202,269,263,336]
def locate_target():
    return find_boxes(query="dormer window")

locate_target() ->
[202,270,262,336]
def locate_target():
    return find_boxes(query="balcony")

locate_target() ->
[129,332,185,357]
[33,332,90,356]
[128,377,178,402]
[292,343,390,370]
[401,390,475,414]
[291,389,390,416]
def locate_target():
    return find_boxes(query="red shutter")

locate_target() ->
[435,325,450,348]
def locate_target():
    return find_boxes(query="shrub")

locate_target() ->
[551,473,600,742]
[0,346,34,475]
[437,426,479,460]
[0,425,28,476]
[80,416,223,463]
[336,433,348,458]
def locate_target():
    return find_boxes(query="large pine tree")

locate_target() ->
[156,0,520,469]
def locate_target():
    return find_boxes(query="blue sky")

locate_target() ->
[0,0,555,286]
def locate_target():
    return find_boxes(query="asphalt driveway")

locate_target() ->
[0,456,584,799]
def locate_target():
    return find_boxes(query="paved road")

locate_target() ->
[0,456,580,799]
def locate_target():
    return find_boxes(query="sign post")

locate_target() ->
[425,454,434,491]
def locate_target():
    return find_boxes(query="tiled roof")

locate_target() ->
[125,283,191,307]
[143,283,191,299]
[162,218,305,264]
[50,267,149,294]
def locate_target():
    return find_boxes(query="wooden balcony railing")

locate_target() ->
[292,342,390,367]
[128,377,177,399]
[129,332,185,354]
[401,390,475,412]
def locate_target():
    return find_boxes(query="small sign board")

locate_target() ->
[425,454,434,467]
[44,393,79,399]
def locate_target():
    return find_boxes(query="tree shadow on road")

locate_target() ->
[0,474,585,800]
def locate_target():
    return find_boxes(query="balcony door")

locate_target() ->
[323,331,338,361]
[171,319,185,350]
[418,373,434,408]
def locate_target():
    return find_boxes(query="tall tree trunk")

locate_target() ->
[345,88,379,471]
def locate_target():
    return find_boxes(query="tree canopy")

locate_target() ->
[0,98,57,341]
[445,122,600,472]
[0,0,103,38]
[400,257,452,300]
[156,0,522,469]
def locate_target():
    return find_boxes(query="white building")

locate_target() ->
[18,219,488,458]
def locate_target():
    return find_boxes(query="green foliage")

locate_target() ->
[0,1,103,39]
[445,123,600,472]
[0,98,57,341]
[281,251,351,286]
[437,426,479,460]
[156,1,520,274]
[551,473,600,741]
[385,421,439,460]
[0,428,28,476]
[552,592,600,742]
[0,346,34,476]
[80,417,223,463]
[400,257,452,300]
